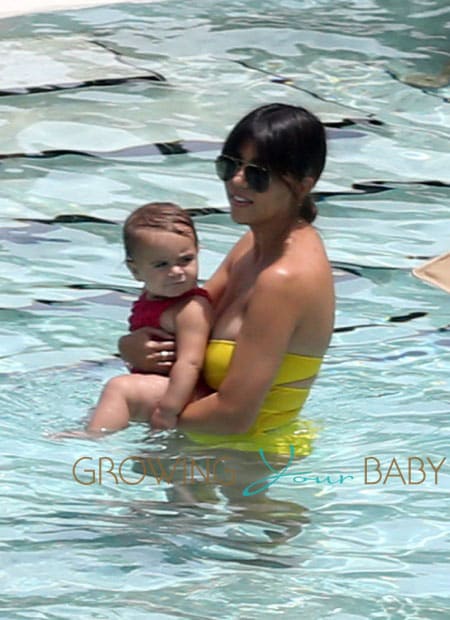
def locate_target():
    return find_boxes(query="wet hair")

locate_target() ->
[222,103,327,223]
[123,202,198,260]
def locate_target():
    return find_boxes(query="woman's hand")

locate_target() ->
[118,327,176,374]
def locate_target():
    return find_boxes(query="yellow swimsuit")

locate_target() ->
[186,339,322,455]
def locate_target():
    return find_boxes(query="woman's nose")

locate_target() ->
[231,164,247,186]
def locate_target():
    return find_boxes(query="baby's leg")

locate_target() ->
[87,373,169,432]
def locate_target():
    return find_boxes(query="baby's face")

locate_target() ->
[129,230,198,298]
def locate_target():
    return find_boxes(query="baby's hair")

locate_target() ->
[123,202,198,260]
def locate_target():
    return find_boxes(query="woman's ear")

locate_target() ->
[293,176,315,203]
[283,175,316,203]
[126,259,142,281]
[300,175,316,196]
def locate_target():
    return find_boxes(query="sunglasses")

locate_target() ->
[215,154,271,193]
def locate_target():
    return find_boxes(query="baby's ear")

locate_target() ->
[126,259,141,281]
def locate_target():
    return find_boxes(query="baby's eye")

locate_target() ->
[179,254,195,265]
[153,261,169,268]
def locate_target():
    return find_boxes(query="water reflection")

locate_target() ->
[131,435,311,557]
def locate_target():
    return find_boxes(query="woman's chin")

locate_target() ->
[230,206,252,225]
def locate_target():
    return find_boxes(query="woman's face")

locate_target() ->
[224,142,306,226]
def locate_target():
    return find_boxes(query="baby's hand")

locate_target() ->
[151,406,178,430]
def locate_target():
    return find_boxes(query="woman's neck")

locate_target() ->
[250,215,308,264]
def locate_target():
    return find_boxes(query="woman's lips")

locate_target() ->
[230,193,253,207]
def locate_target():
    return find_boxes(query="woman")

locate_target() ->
[121,103,335,457]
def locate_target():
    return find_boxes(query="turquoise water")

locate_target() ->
[0,1,449,618]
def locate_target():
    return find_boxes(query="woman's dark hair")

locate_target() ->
[222,103,326,223]
[123,202,198,259]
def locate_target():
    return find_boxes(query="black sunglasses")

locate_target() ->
[215,154,271,193]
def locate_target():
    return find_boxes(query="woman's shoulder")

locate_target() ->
[292,222,327,254]
[254,227,332,309]
[278,226,330,278]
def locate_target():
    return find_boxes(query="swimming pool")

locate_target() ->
[0,1,449,618]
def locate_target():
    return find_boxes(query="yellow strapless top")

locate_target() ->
[203,339,322,389]
[185,339,323,455]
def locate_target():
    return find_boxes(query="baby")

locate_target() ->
[85,202,212,434]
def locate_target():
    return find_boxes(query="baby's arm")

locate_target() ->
[157,296,212,423]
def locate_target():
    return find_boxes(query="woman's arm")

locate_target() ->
[175,267,305,434]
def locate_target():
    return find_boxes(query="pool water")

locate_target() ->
[0,1,449,618]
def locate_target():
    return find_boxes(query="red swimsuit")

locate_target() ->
[128,287,211,372]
